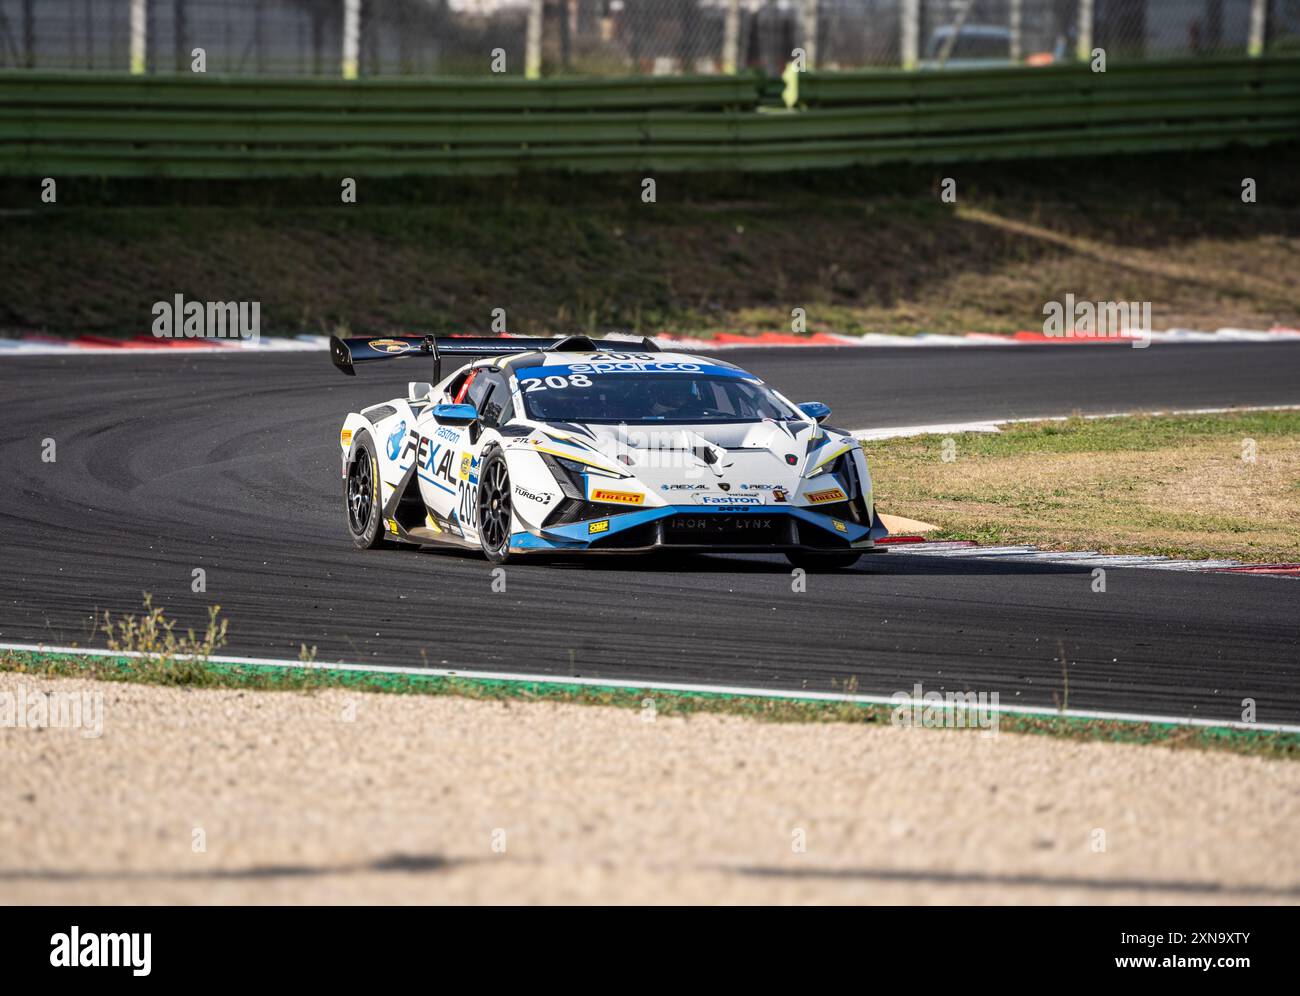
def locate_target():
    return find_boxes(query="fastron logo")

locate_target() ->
[50,927,151,976]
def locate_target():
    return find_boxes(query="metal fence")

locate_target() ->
[2,0,1297,75]
[5,55,1295,176]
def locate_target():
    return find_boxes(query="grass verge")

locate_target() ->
[2,648,1297,761]
[871,410,1300,564]
[2,145,1297,337]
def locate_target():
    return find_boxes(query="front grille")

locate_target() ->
[808,499,868,525]
[662,513,793,546]
[544,497,612,527]
[795,520,854,549]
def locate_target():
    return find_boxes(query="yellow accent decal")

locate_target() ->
[807,487,847,504]
[387,518,400,534]
[531,444,617,471]
[459,453,471,480]
[340,428,353,448]
[833,520,848,532]
[588,520,610,534]
[591,488,644,506]
[811,444,856,473]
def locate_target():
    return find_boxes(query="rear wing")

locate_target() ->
[329,333,660,380]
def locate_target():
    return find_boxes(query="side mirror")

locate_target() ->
[432,403,478,425]
[798,401,831,423]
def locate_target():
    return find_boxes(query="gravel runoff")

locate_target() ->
[2,672,1297,905]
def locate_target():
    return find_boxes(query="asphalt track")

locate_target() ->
[1,342,1297,725]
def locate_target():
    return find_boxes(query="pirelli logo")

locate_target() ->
[589,519,610,534]
[591,488,644,506]
[807,487,847,504]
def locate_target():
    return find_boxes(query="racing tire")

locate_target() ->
[344,431,391,550]
[476,447,515,564]
[784,550,862,571]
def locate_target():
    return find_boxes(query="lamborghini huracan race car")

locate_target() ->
[332,334,888,568]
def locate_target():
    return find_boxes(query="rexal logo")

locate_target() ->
[50,927,151,976]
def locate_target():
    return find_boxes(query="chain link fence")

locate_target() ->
[2,0,1297,74]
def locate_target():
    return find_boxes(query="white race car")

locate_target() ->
[332,334,888,568]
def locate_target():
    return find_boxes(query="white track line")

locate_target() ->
[853,403,1300,440]
[3,328,1300,357]
[3,640,1297,735]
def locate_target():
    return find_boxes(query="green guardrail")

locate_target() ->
[0,56,1296,178]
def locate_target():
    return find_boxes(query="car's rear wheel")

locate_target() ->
[345,431,389,549]
[784,550,862,571]
[477,448,514,564]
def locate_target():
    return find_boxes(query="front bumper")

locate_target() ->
[509,504,888,554]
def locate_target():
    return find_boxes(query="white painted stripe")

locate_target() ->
[853,404,1300,441]
[888,546,1300,575]
[1138,560,1244,571]
[4,640,1297,734]
[7,327,1300,358]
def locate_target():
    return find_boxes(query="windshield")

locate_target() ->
[515,364,801,424]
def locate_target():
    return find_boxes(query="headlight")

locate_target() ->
[542,453,626,501]
[554,455,625,479]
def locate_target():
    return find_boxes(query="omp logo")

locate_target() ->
[591,488,644,505]
[151,294,260,342]
[588,519,610,534]
[367,338,412,353]
[806,487,847,504]
[50,927,151,976]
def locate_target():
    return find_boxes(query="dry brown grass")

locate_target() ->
[2,147,1297,337]
[871,412,1300,563]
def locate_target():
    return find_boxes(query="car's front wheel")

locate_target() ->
[476,448,514,564]
[784,550,862,571]
[345,431,389,549]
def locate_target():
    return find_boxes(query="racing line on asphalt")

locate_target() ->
[0,341,1296,725]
